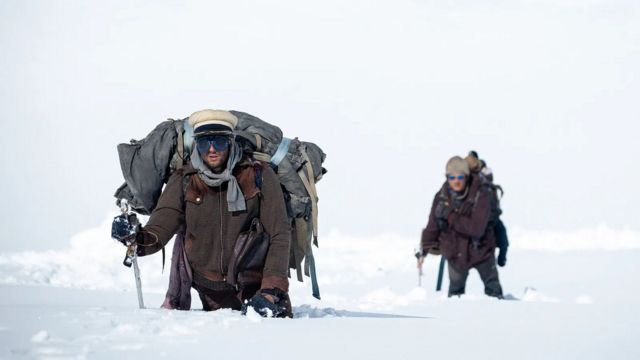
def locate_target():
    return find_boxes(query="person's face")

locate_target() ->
[447,173,467,192]
[196,135,231,172]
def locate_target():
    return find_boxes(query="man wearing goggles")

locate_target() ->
[195,134,233,173]
[417,156,503,299]
[125,109,293,317]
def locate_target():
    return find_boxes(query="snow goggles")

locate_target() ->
[448,175,465,181]
[196,135,231,153]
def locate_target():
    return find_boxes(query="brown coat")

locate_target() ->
[421,174,496,270]
[138,159,291,292]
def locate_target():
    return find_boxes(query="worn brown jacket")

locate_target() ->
[421,174,496,270]
[138,159,291,292]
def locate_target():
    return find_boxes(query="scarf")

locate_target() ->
[190,141,246,212]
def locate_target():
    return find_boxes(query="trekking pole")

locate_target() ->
[414,249,423,287]
[119,200,145,309]
[435,256,446,292]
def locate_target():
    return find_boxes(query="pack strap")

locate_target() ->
[293,221,305,282]
[183,119,194,156]
[308,253,320,299]
[252,152,271,163]
[297,148,321,299]
[174,120,185,170]
[171,119,194,170]
[270,137,291,167]
[254,134,262,152]
[298,149,319,245]
[295,219,320,299]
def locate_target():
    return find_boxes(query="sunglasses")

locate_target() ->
[448,175,465,181]
[196,135,231,153]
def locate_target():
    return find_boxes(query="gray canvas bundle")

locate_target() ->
[114,120,182,215]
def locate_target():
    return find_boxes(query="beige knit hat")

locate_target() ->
[446,156,470,176]
[189,109,238,135]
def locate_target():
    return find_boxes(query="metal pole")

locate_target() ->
[119,199,145,309]
[132,252,145,309]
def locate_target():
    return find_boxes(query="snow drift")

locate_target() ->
[1,214,638,295]
[2,216,640,360]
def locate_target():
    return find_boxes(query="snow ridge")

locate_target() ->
[0,215,638,291]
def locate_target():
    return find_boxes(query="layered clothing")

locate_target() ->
[421,174,497,270]
[137,158,291,297]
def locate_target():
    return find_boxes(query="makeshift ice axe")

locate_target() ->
[112,199,145,309]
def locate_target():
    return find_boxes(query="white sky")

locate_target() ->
[1,0,639,252]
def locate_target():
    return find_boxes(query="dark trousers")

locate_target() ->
[193,282,260,311]
[194,282,293,317]
[448,256,503,298]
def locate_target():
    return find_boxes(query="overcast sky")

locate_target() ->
[1,0,639,252]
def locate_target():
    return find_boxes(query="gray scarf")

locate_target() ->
[190,141,246,212]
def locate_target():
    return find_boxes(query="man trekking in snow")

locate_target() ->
[417,156,503,298]
[112,109,293,317]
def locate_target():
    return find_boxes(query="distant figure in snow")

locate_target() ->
[418,156,504,298]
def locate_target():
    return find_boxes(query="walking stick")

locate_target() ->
[118,200,145,309]
[435,256,446,292]
[415,249,424,287]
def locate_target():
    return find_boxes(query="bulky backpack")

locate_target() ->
[465,153,509,263]
[114,111,326,299]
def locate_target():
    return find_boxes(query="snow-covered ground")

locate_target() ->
[1,217,639,359]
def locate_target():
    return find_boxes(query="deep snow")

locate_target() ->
[1,217,639,359]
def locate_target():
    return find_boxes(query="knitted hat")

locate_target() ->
[446,156,470,176]
[189,109,238,136]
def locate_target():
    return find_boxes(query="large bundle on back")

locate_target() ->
[114,111,326,299]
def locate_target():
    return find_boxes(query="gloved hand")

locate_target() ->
[436,218,449,231]
[497,250,507,267]
[241,288,290,318]
[435,201,453,231]
[111,213,141,245]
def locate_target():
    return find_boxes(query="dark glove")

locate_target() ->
[497,250,507,267]
[241,289,290,318]
[435,201,453,231]
[111,213,141,245]
[436,218,448,231]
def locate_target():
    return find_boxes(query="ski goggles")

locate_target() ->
[196,135,232,153]
[447,175,466,181]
